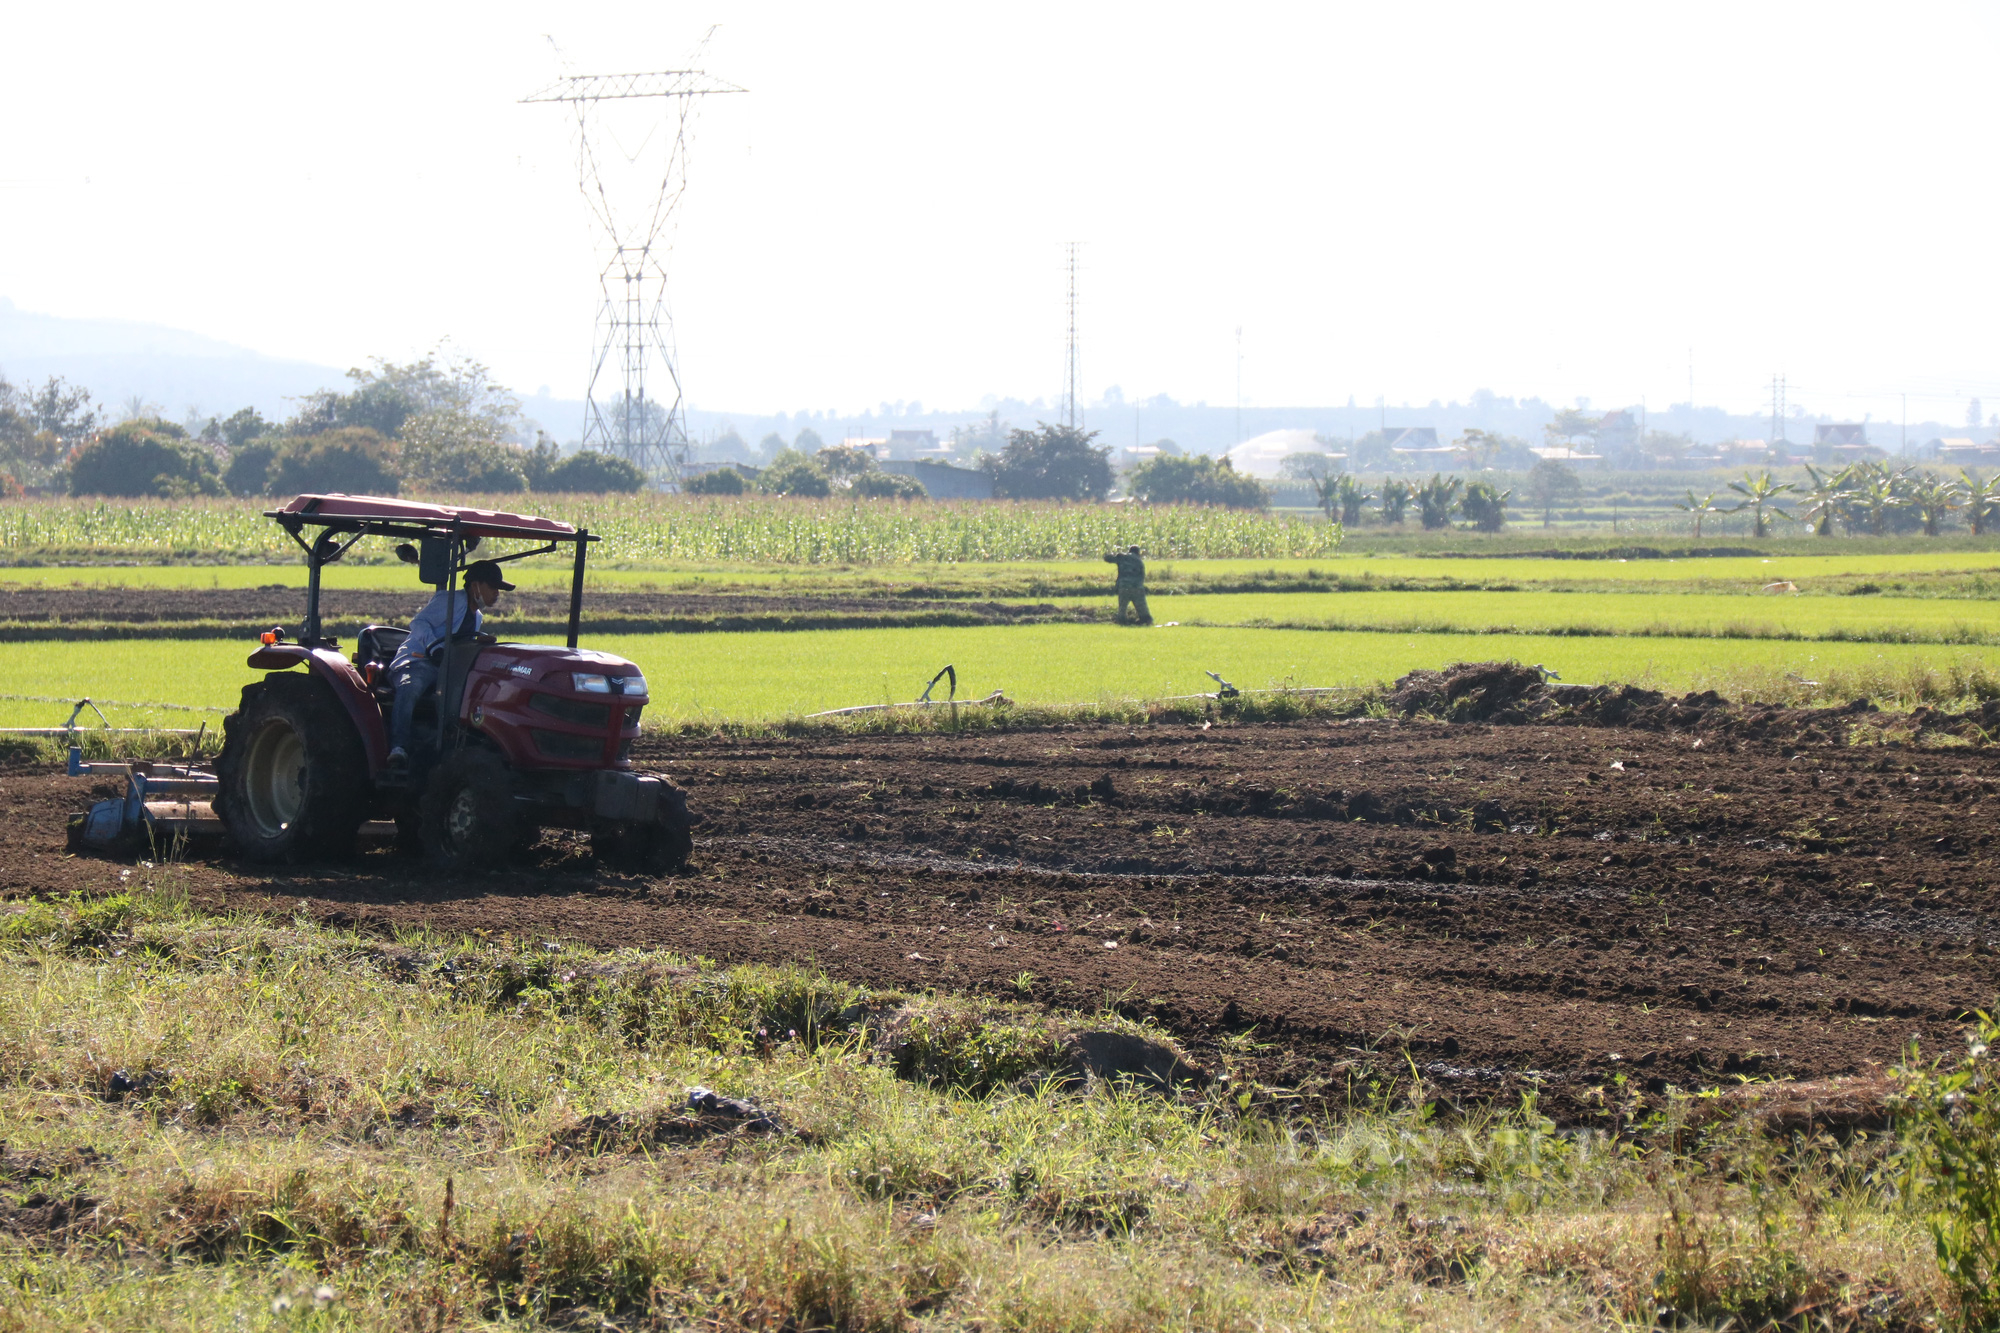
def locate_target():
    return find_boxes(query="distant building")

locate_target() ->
[1223,428,1334,479]
[1816,423,1869,448]
[838,437,888,460]
[886,429,938,458]
[1677,439,1775,469]
[1529,446,1604,465]
[1382,427,1440,452]
[879,458,993,500]
[1935,437,2000,466]
[1596,410,1638,453]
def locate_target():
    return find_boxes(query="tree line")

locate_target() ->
[1674,463,2000,538]
[689,424,1281,508]
[0,349,646,500]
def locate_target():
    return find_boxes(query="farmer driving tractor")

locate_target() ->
[387,558,513,771]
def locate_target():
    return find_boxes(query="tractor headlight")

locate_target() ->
[571,673,612,694]
[612,674,647,696]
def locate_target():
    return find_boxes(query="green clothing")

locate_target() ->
[1104,551,1146,589]
[1106,552,1150,623]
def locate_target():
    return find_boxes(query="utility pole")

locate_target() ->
[1233,325,1243,446]
[1062,242,1080,432]
[521,68,745,485]
[1901,393,1907,456]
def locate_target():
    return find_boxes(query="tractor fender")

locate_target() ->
[244,644,390,775]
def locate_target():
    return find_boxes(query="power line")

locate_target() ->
[521,66,744,485]
[1061,242,1080,431]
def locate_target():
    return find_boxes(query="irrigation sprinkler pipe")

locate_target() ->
[0,696,207,738]
[803,684,1352,719]
[0,728,207,736]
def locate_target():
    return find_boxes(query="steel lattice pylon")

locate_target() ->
[522,69,744,485]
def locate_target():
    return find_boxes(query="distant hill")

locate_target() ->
[1,297,1951,457]
[0,297,344,420]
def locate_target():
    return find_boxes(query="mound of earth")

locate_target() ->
[1389,659,1988,750]
[1389,661,1551,721]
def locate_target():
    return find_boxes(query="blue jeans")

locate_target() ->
[390,657,438,754]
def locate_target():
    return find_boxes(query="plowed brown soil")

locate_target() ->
[0,586,1092,637]
[5,714,1997,1116]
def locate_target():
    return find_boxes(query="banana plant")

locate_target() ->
[1378,478,1413,525]
[1415,474,1462,530]
[1674,489,1725,538]
[1799,464,1852,537]
[1909,474,1962,536]
[1960,471,2000,536]
[1308,473,1338,524]
[1726,470,1797,538]
[1850,462,1910,536]
[1333,474,1374,526]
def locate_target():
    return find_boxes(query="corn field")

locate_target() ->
[0,495,1344,564]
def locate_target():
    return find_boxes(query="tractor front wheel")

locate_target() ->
[594,780,698,874]
[214,673,369,862]
[419,749,518,868]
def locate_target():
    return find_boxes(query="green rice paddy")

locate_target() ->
[3,626,1995,731]
[10,501,2000,730]
[10,548,2000,593]
[1103,589,2000,642]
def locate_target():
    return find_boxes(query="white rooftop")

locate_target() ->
[1222,428,1331,479]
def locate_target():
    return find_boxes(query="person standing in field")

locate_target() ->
[1104,545,1152,624]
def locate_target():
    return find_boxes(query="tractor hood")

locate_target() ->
[480,643,647,697]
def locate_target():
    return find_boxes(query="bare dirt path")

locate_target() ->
[6,711,1996,1114]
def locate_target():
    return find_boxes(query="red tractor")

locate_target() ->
[211,494,697,870]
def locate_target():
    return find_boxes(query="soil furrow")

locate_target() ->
[5,709,1997,1116]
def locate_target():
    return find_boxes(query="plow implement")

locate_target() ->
[65,750,223,853]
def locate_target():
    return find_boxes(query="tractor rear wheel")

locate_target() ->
[419,749,519,868]
[214,673,369,862]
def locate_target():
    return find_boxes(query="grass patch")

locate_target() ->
[13,547,2000,596]
[0,882,1959,1330]
[8,626,2000,731]
[1051,588,2000,643]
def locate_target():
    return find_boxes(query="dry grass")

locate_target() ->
[0,882,1957,1331]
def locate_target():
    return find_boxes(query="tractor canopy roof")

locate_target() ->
[267,494,591,543]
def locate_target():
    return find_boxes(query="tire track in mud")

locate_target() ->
[709,830,2000,946]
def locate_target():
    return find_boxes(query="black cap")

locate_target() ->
[463,559,514,591]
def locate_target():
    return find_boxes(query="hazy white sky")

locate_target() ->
[4,1,1997,423]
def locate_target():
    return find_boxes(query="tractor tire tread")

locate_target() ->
[213,672,369,862]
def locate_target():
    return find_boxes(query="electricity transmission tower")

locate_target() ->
[1062,242,1080,431]
[1768,374,1788,446]
[522,69,744,484]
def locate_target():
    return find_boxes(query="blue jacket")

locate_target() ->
[390,588,482,672]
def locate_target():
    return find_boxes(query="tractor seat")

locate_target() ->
[353,624,410,699]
